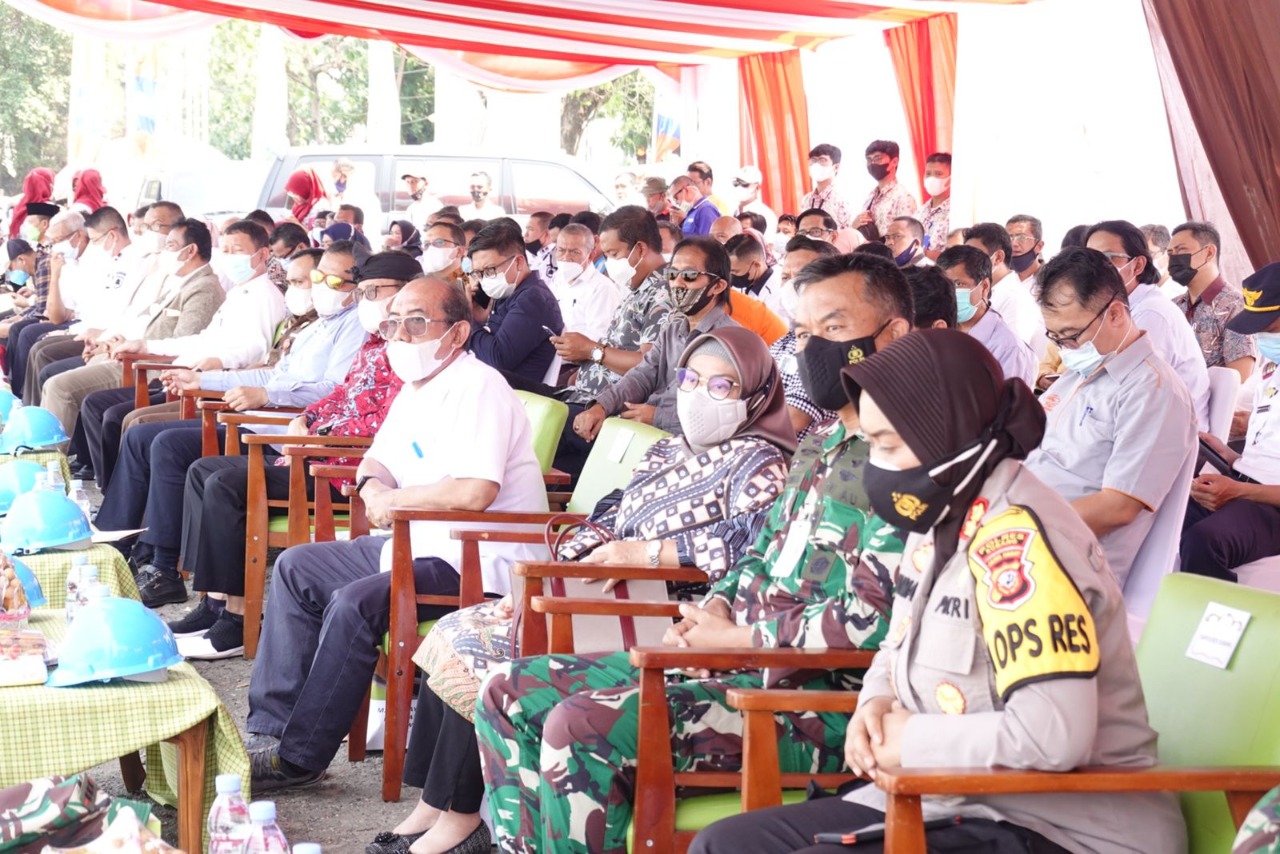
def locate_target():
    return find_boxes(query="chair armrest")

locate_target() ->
[182,389,226,401]
[250,434,372,448]
[216,412,296,426]
[544,470,571,486]
[125,358,180,372]
[385,507,555,525]
[513,561,707,583]
[196,398,232,412]
[629,647,876,672]
[451,529,546,545]
[725,688,860,714]
[874,765,1280,797]
[284,445,368,460]
[530,597,684,619]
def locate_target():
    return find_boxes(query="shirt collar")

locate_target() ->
[1099,330,1155,382]
[1195,275,1227,306]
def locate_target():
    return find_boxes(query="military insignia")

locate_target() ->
[1042,393,1060,412]
[1266,386,1278,399]
[961,499,988,543]
[935,682,966,715]
[846,345,865,365]
[1244,287,1263,307]
[1266,361,1277,381]
[892,491,928,521]
[911,541,934,573]
[971,527,1037,610]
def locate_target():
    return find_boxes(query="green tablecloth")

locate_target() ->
[23,544,140,608]
[0,612,249,849]
[0,450,71,486]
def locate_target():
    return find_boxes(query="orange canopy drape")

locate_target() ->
[738,49,811,218]
[884,13,958,199]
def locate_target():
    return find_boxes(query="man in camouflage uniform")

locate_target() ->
[1235,785,1280,853]
[475,254,917,854]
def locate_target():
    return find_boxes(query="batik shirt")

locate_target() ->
[863,179,919,235]
[567,270,672,405]
[706,419,904,654]
[799,184,856,230]
[917,197,951,252]
[1172,277,1257,369]
[557,435,788,583]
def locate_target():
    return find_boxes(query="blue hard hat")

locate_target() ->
[0,459,46,515]
[0,406,69,454]
[0,489,92,554]
[8,556,45,608]
[0,389,18,422]
[47,597,182,687]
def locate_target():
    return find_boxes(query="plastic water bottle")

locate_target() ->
[207,773,251,853]
[64,554,89,624]
[69,479,91,520]
[240,800,289,853]
[45,460,65,494]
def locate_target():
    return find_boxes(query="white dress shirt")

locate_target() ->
[990,270,1047,359]
[1128,283,1210,429]
[459,201,505,221]
[969,308,1037,388]
[549,264,624,341]
[1234,359,1280,484]
[64,244,147,334]
[146,273,286,369]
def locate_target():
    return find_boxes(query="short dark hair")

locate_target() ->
[964,223,1013,266]
[656,220,682,243]
[1085,220,1159,285]
[133,204,151,220]
[245,209,274,232]
[224,219,269,250]
[548,213,572,231]
[528,211,552,228]
[792,252,913,325]
[797,207,838,232]
[1037,247,1130,310]
[778,214,798,229]
[289,247,323,265]
[925,152,952,168]
[1140,223,1171,251]
[904,266,957,329]
[172,218,212,261]
[936,245,992,285]
[672,236,731,302]
[737,211,767,233]
[808,143,841,164]
[866,140,900,160]
[784,235,838,258]
[570,210,602,235]
[724,233,765,262]
[468,221,526,259]
[323,239,358,260]
[1006,214,1043,242]
[601,205,662,254]
[425,220,466,248]
[85,206,127,235]
[338,204,364,225]
[151,200,184,221]
[686,161,713,182]
[1171,220,1221,254]
[460,219,486,237]
[854,242,894,261]
[270,222,310,252]
[1061,224,1090,249]
[892,217,924,241]
[431,275,473,332]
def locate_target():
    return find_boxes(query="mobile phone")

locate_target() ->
[472,289,491,310]
[542,325,559,338]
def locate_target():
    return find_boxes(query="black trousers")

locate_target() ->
[404,686,484,813]
[10,320,68,396]
[3,315,40,374]
[1181,496,1280,581]
[81,384,164,490]
[691,797,1071,854]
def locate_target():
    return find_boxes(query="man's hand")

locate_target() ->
[620,401,655,424]
[572,404,607,442]
[224,386,269,412]
[362,483,398,529]
[1191,473,1244,512]
[192,356,224,372]
[286,415,309,437]
[662,598,732,649]
[1198,431,1241,466]
[17,286,33,298]
[110,339,147,359]
[551,332,598,364]
[852,211,874,229]
[844,696,897,778]
[160,368,201,395]
[678,602,750,650]
[48,252,66,277]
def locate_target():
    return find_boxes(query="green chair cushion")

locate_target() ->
[267,513,350,535]
[626,788,810,852]
[370,619,438,702]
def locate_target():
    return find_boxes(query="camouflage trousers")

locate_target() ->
[475,650,850,854]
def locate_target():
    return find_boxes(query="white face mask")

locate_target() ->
[358,294,393,335]
[157,249,183,277]
[386,330,455,383]
[734,184,755,203]
[421,245,455,273]
[55,240,80,262]
[284,285,314,317]
[311,283,349,317]
[556,261,585,285]
[139,230,166,256]
[480,256,518,301]
[677,386,748,451]
[809,163,835,183]
[604,245,639,287]
[923,175,950,197]
[779,281,800,321]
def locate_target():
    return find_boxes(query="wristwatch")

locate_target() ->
[590,346,605,364]
[646,539,662,567]
[354,475,377,496]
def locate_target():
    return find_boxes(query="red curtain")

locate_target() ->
[738,50,811,218]
[884,13,958,200]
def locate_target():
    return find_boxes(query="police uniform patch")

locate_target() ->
[890,613,911,646]
[935,682,966,715]
[911,541,934,574]
[1042,394,1060,412]
[1266,386,1278,399]
[961,498,988,543]
[967,505,1100,700]
[1265,361,1277,381]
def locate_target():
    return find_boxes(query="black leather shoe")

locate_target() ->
[138,571,189,608]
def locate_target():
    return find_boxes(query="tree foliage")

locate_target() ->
[0,6,71,187]
[397,51,435,145]
[560,70,654,159]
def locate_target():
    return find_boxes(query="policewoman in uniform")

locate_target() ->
[692,329,1186,854]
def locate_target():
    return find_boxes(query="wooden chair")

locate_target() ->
[729,574,1280,854]
[119,353,177,410]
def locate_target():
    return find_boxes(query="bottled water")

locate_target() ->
[207,773,251,853]
[240,800,289,853]
[69,479,92,520]
[46,461,65,493]
[64,555,92,624]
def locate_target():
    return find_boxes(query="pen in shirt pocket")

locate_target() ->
[1079,405,1094,427]
[411,441,423,458]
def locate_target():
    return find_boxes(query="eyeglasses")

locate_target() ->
[471,256,518,280]
[732,179,752,188]
[426,238,458,249]
[309,269,353,289]
[1045,301,1115,349]
[798,227,831,238]
[676,367,740,401]
[664,268,713,284]
[378,316,450,338]
[1008,233,1037,245]
[354,282,406,301]
[1099,251,1131,266]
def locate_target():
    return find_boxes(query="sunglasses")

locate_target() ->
[309,269,353,289]
[378,316,450,338]
[677,367,740,401]
[664,269,713,284]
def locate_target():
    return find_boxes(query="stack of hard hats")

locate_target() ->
[0,459,46,515]
[0,405,68,454]
[0,389,18,425]
[47,597,182,687]
[0,489,91,554]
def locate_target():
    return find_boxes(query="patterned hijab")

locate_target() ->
[679,325,798,456]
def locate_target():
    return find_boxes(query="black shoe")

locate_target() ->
[167,597,222,637]
[138,570,189,608]
[442,823,490,854]
[176,611,244,660]
[365,830,427,854]
[248,748,325,792]
[244,732,281,752]
[70,462,94,479]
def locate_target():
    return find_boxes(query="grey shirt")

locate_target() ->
[593,302,739,433]
[969,308,1037,388]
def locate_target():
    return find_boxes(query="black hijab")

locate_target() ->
[392,220,423,258]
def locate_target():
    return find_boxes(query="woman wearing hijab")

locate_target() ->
[320,221,358,248]
[385,219,423,259]
[284,168,326,224]
[367,326,796,854]
[71,169,106,214]
[9,167,54,238]
[692,329,1185,854]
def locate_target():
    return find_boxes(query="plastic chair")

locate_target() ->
[1123,439,1197,641]
[512,390,569,475]
[1206,366,1241,443]
[1235,556,1280,594]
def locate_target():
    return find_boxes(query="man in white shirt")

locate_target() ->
[799,143,854,230]
[1005,214,1045,290]
[459,170,504,222]
[937,245,1037,387]
[1085,219,1210,429]
[965,222,1047,359]
[402,172,442,230]
[731,165,777,238]
[917,152,951,259]
[883,217,932,269]
[547,223,621,342]
[725,233,785,320]
[240,275,548,791]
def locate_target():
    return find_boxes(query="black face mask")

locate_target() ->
[470,189,486,203]
[867,162,891,181]
[797,329,883,412]
[1009,250,1038,275]
[668,282,717,316]
[730,266,767,296]
[863,442,986,534]
[1166,252,1201,286]
[525,240,541,255]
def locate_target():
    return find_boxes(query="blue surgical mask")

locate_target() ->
[955,289,978,323]
[1257,331,1280,365]
[223,252,256,285]
[893,242,917,268]
[1059,341,1106,377]
[8,269,30,287]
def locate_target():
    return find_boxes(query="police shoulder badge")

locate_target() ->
[967,505,1100,700]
